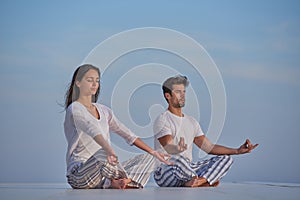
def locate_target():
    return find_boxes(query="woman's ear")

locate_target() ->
[75,80,80,88]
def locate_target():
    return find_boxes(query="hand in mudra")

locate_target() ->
[237,139,259,154]
[177,137,187,153]
[107,154,119,166]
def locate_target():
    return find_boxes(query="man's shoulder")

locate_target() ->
[155,110,170,121]
[153,111,170,128]
[184,114,198,122]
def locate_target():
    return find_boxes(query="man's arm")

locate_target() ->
[194,135,258,155]
[158,135,187,155]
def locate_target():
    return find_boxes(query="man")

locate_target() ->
[153,75,258,187]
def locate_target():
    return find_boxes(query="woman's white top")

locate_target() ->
[64,102,137,175]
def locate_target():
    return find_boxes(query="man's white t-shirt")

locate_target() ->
[64,102,137,175]
[153,110,204,161]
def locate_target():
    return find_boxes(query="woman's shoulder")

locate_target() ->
[94,103,111,111]
[94,103,115,121]
[94,103,114,117]
[66,101,85,113]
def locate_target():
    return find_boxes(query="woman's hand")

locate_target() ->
[151,151,173,165]
[107,153,119,166]
[94,134,119,165]
[132,138,173,165]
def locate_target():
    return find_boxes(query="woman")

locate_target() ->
[64,64,171,189]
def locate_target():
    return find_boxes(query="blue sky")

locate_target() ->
[0,0,299,184]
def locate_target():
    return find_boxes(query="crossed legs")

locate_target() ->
[67,151,158,189]
[154,155,233,187]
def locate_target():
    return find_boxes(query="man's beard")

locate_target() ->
[172,101,185,108]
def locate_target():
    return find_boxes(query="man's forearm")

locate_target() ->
[208,144,238,155]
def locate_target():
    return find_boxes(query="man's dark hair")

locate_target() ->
[162,75,189,102]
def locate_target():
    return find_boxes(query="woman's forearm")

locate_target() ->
[133,138,154,155]
[94,134,115,155]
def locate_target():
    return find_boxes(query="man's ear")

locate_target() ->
[165,93,171,101]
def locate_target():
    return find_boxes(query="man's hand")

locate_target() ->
[237,139,259,154]
[163,137,187,155]
[178,137,188,152]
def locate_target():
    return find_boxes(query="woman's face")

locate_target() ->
[76,69,100,97]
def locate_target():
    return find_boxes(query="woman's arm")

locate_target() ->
[94,134,118,165]
[133,138,172,165]
[105,107,172,165]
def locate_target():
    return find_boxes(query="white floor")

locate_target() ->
[0,182,299,200]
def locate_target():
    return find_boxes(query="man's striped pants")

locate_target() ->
[154,155,233,187]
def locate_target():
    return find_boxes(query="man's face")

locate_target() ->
[167,84,186,108]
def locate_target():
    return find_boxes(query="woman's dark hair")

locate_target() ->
[162,75,189,102]
[64,64,101,109]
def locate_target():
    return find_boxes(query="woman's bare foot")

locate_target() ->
[110,179,124,189]
[111,178,132,189]
[184,176,207,187]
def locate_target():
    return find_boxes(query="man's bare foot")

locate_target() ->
[124,184,140,189]
[198,180,220,187]
[111,178,132,189]
[184,176,207,187]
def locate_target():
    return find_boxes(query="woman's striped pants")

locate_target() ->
[67,151,159,189]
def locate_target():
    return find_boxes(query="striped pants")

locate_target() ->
[154,155,233,187]
[67,151,159,189]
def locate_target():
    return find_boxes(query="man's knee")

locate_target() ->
[223,155,234,166]
[217,155,234,166]
[154,163,184,187]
